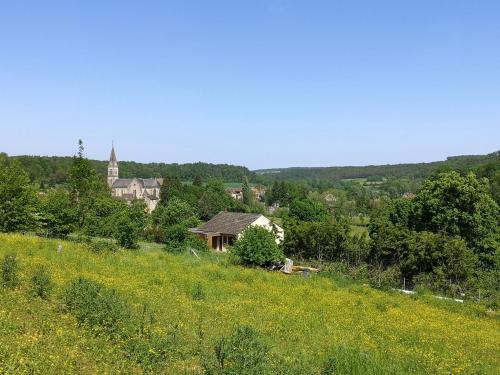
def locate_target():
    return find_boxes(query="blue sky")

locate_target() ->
[0,1,499,169]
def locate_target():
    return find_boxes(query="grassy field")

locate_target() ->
[0,233,499,374]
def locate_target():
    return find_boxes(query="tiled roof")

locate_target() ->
[111,178,161,189]
[199,212,262,235]
[112,179,136,188]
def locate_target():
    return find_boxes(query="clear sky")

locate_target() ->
[0,1,499,169]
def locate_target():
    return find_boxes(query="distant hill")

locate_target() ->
[254,151,500,182]
[3,154,257,186]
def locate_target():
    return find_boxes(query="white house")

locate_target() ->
[190,212,284,251]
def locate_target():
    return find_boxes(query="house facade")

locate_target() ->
[190,212,284,251]
[107,146,162,212]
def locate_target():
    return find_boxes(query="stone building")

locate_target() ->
[107,146,162,212]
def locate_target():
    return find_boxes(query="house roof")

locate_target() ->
[199,212,262,235]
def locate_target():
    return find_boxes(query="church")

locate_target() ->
[107,146,162,212]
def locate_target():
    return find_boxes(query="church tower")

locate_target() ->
[107,144,119,187]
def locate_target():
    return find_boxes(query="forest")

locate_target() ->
[256,151,500,182]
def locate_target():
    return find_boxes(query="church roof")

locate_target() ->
[109,146,117,162]
[111,178,161,189]
[111,178,135,188]
[143,178,161,188]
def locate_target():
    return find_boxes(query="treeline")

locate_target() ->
[256,151,500,182]
[0,142,264,251]
[2,153,258,186]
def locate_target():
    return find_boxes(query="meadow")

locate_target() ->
[0,233,499,374]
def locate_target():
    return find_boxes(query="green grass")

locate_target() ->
[0,233,499,374]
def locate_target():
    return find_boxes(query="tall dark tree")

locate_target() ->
[68,140,107,229]
[242,176,253,206]
[159,175,183,204]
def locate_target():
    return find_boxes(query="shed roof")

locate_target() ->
[199,212,262,235]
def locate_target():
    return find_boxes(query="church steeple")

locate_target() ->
[107,143,119,187]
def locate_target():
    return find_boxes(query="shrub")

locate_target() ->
[192,282,206,301]
[204,325,270,375]
[127,326,182,372]
[1,253,19,288]
[88,240,120,253]
[164,224,208,254]
[31,265,53,299]
[233,226,284,267]
[114,213,140,249]
[61,277,131,334]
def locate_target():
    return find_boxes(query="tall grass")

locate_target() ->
[0,233,498,374]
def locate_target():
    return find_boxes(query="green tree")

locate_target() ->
[198,180,232,220]
[289,197,329,222]
[412,171,499,267]
[233,226,284,267]
[193,175,203,187]
[0,160,39,232]
[40,188,78,237]
[283,219,352,262]
[159,175,183,204]
[68,140,108,229]
[242,176,253,206]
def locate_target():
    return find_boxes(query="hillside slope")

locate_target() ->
[255,151,500,181]
[0,234,499,374]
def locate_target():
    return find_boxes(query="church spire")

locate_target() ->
[110,141,117,162]
[107,143,119,187]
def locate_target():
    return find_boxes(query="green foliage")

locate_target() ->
[113,210,141,249]
[412,171,499,267]
[30,265,53,299]
[40,188,78,237]
[242,176,253,206]
[0,160,39,232]
[233,226,284,267]
[88,240,120,253]
[1,253,19,289]
[68,140,109,230]
[283,219,354,262]
[289,197,329,222]
[257,151,500,182]
[198,180,233,220]
[159,175,183,204]
[10,153,257,187]
[204,325,270,375]
[61,277,131,334]
[163,223,207,253]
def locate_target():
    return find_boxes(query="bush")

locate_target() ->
[204,325,270,375]
[31,265,53,299]
[1,253,19,289]
[127,326,182,372]
[164,224,208,254]
[114,212,140,249]
[88,240,120,253]
[61,277,131,334]
[233,226,284,267]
